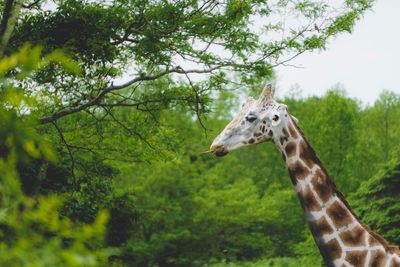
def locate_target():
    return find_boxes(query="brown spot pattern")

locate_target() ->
[320,238,342,261]
[288,123,298,139]
[285,142,297,158]
[311,170,333,202]
[282,127,289,138]
[326,201,353,228]
[299,186,321,212]
[389,245,400,254]
[288,161,309,184]
[369,235,384,247]
[268,130,273,137]
[279,128,289,145]
[370,249,386,267]
[339,225,365,247]
[345,250,367,266]
[309,217,334,238]
[299,140,319,168]
[280,136,288,145]
[264,115,400,267]
[390,257,400,267]
[279,137,284,144]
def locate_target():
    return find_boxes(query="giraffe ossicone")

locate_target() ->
[210,84,400,267]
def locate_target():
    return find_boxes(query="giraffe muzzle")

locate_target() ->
[210,145,229,157]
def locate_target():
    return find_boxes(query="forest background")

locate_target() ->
[0,0,399,266]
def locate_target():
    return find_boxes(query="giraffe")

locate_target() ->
[209,85,400,267]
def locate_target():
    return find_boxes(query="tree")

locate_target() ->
[2,0,373,133]
[0,46,109,267]
[340,91,400,191]
[350,159,400,246]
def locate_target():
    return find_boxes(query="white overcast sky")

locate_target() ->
[275,0,400,105]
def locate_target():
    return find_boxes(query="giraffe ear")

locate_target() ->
[258,84,275,104]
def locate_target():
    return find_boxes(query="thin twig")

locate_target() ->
[100,106,155,150]
[181,68,209,135]
[52,121,77,185]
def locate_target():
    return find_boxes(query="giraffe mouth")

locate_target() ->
[210,145,229,157]
[215,150,228,157]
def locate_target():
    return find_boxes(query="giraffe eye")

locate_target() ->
[245,115,257,123]
[272,114,279,122]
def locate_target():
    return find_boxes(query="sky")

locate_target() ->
[275,0,400,105]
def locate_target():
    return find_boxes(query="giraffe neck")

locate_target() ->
[274,118,400,267]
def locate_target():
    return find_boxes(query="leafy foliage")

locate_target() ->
[350,159,400,246]
[0,45,108,267]
[2,1,400,267]
[4,0,374,129]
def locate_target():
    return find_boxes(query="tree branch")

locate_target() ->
[38,65,226,124]
[0,0,23,58]
[22,0,41,9]
[0,0,14,36]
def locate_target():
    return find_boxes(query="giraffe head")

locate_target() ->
[210,84,293,156]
